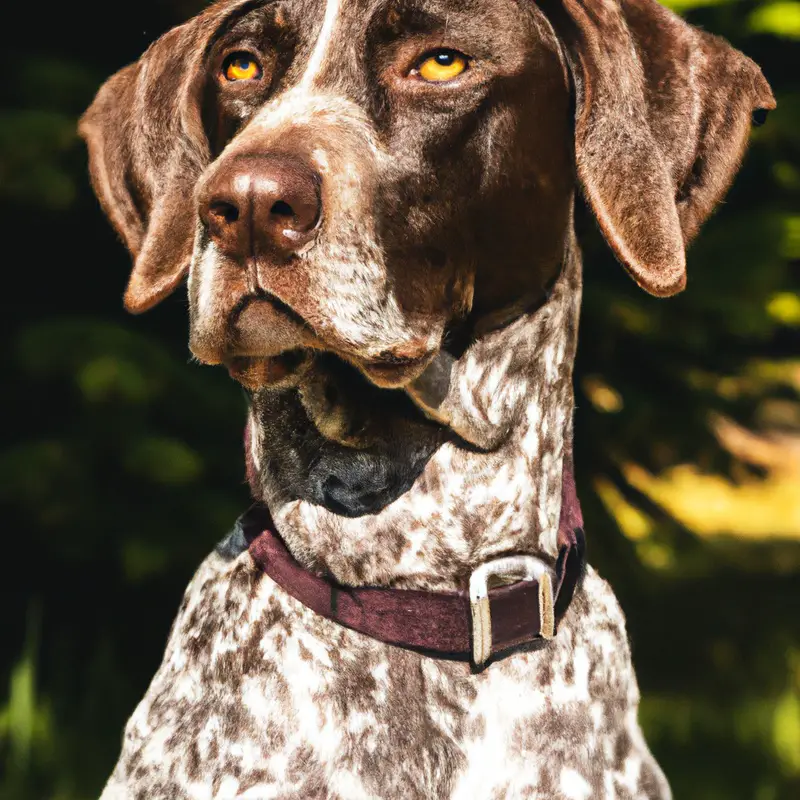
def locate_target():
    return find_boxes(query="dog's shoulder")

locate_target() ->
[158,519,260,662]
[100,521,289,798]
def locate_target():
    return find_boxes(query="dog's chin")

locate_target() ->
[250,360,445,518]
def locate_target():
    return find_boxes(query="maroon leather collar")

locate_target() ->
[242,468,585,665]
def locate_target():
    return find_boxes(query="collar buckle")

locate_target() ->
[469,555,555,666]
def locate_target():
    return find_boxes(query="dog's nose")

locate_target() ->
[198,154,321,259]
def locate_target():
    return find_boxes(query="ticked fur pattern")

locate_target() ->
[101,244,671,799]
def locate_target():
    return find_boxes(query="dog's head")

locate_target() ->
[80,0,773,393]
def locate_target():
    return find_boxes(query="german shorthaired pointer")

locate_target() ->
[81,0,773,796]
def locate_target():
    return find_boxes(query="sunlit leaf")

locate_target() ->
[766,292,800,326]
[661,0,730,12]
[773,686,800,774]
[583,376,624,413]
[0,604,53,789]
[749,1,800,39]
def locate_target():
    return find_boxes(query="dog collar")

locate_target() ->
[242,469,585,667]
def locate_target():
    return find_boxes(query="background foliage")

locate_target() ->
[0,1,798,797]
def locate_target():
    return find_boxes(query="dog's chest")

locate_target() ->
[102,545,669,800]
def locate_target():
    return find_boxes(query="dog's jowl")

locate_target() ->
[81,0,773,796]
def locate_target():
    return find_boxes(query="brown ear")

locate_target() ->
[548,0,775,296]
[79,22,211,313]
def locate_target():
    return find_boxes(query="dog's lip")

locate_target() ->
[358,352,436,388]
[219,291,438,389]
[225,349,434,391]
[225,350,310,390]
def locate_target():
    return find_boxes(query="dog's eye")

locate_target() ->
[416,50,469,83]
[222,53,263,82]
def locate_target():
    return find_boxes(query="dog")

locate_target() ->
[80,0,773,796]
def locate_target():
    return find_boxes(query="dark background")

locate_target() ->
[1,1,798,798]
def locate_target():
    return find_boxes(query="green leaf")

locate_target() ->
[661,0,731,12]
[749,1,800,39]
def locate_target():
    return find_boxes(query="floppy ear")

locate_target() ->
[79,22,212,313]
[546,0,775,296]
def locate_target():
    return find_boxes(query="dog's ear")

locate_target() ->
[547,0,775,296]
[79,22,211,313]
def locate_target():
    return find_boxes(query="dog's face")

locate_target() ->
[97,0,577,390]
[81,0,773,514]
[189,0,575,390]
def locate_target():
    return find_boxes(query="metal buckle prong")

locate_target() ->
[469,555,555,666]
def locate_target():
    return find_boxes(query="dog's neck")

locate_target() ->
[248,235,582,592]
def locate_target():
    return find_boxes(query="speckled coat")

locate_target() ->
[100,248,670,799]
[80,0,774,795]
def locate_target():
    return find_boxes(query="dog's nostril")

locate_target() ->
[270,200,294,218]
[209,201,239,224]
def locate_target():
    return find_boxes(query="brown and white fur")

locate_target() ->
[80,0,773,796]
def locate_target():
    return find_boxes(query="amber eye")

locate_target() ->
[222,52,262,82]
[416,49,468,83]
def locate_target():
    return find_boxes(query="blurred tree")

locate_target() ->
[0,1,797,798]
